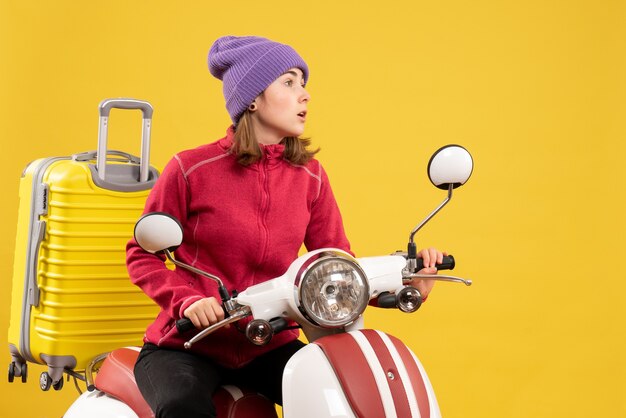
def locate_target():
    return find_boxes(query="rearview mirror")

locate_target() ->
[133,212,183,254]
[427,145,473,190]
[406,145,474,270]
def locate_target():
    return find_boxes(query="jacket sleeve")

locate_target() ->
[126,156,206,320]
[304,163,354,256]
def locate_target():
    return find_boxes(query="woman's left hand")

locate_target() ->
[409,247,448,301]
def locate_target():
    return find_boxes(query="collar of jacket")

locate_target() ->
[218,126,286,166]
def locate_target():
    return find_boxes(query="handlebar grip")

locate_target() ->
[176,318,196,333]
[416,254,455,271]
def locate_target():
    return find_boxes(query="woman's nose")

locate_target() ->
[300,88,311,102]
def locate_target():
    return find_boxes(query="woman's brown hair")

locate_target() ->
[232,110,319,166]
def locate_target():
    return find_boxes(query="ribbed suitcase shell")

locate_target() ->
[8,99,160,386]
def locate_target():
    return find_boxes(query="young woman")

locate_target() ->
[126,35,445,418]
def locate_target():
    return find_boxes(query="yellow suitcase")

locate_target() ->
[7,99,159,391]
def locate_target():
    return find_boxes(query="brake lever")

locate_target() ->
[403,274,472,286]
[183,306,252,349]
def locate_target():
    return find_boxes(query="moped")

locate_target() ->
[63,144,474,418]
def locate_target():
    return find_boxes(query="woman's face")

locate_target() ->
[250,67,310,145]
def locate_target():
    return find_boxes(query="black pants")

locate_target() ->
[134,340,305,418]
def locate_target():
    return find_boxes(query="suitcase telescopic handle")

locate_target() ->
[99,98,154,118]
[97,98,153,183]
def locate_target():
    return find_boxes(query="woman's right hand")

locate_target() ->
[183,297,225,329]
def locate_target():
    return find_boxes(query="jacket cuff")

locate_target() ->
[178,295,205,319]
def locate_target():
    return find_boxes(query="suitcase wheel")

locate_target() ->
[53,376,64,391]
[39,372,52,391]
[20,363,27,383]
[8,363,15,383]
[7,362,27,383]
[39,371,64,391]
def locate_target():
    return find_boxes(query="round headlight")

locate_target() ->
[296,253,369,328]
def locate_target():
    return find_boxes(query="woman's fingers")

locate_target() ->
[418,247,447,268]
[184,297,225,329]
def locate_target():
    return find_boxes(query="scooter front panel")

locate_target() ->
[384,332,441,418]
[313,330,440,418]
[282,343,356,418]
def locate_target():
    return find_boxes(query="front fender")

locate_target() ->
[283,329,441,418]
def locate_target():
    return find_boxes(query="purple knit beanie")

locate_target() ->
[208,35,309,125]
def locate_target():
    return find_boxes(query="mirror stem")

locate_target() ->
[406,184,454,273]
[163,249,231,301]
[409,183,454,245]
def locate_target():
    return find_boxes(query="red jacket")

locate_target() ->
[126,127,351,368]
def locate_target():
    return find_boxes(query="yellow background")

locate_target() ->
[1,1,625,417]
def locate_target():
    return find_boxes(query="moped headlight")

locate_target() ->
[296,252,369,328]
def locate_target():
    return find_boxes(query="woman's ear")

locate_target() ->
[248,102,257,112]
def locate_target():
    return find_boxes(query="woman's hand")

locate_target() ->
[409,247,448,300]
[183,297,225,329]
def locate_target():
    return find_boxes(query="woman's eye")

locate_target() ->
[285,79,293,86]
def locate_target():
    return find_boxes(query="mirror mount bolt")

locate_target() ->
[406,242,418,273]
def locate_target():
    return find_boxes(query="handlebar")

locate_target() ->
[174,254,467,343]
[376,254,469,310]
[176,313,291,335]
[176,318,195,334]
[416,254,455,271]
[176,306,252,349]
